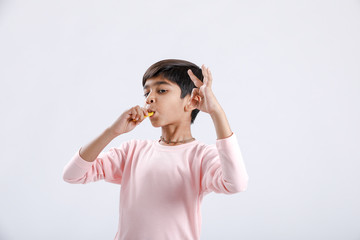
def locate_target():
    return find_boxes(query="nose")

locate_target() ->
[145,93,155,104]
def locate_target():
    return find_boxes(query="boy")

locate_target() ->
[63,59,249,240]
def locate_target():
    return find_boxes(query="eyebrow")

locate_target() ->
[143,81,172,90]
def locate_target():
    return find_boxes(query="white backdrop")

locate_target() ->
[0,0,359,239]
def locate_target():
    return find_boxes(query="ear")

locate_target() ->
[184,89,200,112]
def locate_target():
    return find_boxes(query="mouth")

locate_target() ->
[148,110,156,117]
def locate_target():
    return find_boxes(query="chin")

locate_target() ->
[150,121,162,128]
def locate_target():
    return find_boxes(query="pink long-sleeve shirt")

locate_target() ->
[63,133,249,240]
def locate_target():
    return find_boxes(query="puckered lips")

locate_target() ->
[147,109,155,118]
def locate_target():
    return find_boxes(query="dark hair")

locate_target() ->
[142,59,204,124]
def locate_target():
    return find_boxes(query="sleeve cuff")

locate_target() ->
[216,132,237,147]
[72,148,95,169]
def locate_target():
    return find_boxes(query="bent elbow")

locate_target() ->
[62,169,73,183]
[232,177,249,193]
[62,170,84,184]
[223,177,249,194]
[237,185,248,192]
[62,175,86,184]
[62,174,75,184]
[63,175,73,183]
[239,177,249,192]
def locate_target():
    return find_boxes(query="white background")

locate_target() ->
[0,0,359,239]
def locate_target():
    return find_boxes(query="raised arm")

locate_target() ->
[188,65,249,195]
[79,105,149,162]
[188,65,232,139]
[79,128,118,162]
[62,105,149,184]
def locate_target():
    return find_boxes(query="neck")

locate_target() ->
[160,124,194,145]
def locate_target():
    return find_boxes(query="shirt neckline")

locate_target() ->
[154,139,199,151]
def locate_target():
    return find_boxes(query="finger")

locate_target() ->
[134,106,141,121]
[207,67,213,87]
[191,88,202,105]
[190,88,199,99]
[135,107,143,121]
[130,107,137,121]
[202,65,209,85]
[142,107,148,117]
[125,108,132,118]
[134,107,151,122]
[188,69,203,88]
[135,106,146,121]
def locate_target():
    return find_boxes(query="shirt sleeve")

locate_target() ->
[200,133,249,196]
[62,141,129,185]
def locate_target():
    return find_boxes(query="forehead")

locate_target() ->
[143,76,177,90]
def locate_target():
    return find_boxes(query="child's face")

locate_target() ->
[143,76,192,128]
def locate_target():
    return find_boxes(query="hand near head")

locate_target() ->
[187,65,222,115]
[108,105,149,136]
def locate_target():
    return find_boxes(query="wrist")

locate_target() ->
[105,127,121,139]
[210,106,225,118]
[209,107,232,139]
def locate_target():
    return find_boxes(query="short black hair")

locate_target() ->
[142,59,204,124]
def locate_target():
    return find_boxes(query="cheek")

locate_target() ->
[160,95,185,114]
